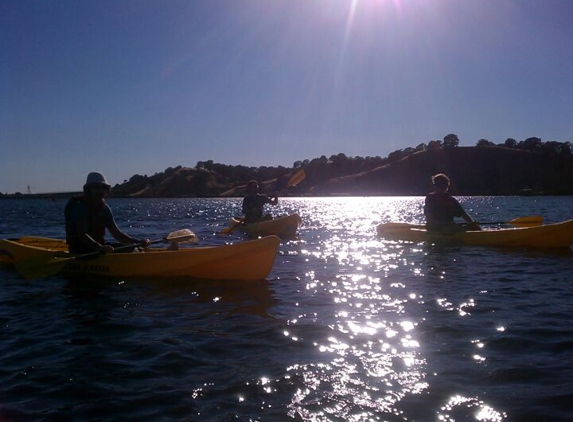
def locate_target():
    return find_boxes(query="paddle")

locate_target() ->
[15,229,198,280]
[285,168,306,189]
[380,215,544,231]
[217,169,306,235]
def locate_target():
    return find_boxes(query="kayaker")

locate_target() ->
[242,180,278,224]
[65,172,151,254]
[424,173,481,231]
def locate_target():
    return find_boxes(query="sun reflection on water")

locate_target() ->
[438,395,506,422]
[281,199,432,420]
[279,197,508,421]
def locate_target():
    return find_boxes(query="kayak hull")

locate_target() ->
[377,219,573,249]
[230,214,301,237]
[0,236,281,280]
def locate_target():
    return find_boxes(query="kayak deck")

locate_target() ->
[229,213,302,238]
[377,219,573,249]
[0,236,281,280]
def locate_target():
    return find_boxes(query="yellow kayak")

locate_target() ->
[0,236,281,280]
[228,214,302,237]
[377,219,573,249]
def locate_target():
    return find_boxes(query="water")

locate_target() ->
[1,196,572,422]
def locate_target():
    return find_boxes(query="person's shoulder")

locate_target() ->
[65,196,87,220]
[65,194,84,206]
[65,195,85,210]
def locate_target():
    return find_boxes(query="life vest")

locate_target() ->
[424,192,464,223]
[64,195,83,224]
[65,195,108,248]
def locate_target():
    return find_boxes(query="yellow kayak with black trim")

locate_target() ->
[377,219,573,249]
[0,236,281,280]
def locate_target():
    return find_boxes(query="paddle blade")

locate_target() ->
[508,215,543,227]
[216,227,234,235]
[165,229,199,244]
[14,255,72,280]
[287,169,306,187]
[216,219,244,235]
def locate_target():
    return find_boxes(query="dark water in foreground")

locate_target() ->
[1,196,572,422]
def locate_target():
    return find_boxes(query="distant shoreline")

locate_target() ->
[0,192,82,200]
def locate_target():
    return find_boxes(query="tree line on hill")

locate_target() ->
[3,135,572,198]
[110,134,573,197]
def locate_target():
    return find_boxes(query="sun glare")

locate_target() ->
[335,0,405,90]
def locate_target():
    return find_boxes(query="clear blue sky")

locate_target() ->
[2,0,572,194]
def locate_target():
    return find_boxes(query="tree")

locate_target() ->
[428,140,442,150]
[387,149,404,162]
[330,153,348,167]
[443,134,459,148]
[521,137,542,151]
[476,139,494,147]
[504,138,517,148]
[540,141,562,155]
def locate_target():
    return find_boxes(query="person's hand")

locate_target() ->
[467,222,482,231]
[139,238,151,248]
[100,244,114,254]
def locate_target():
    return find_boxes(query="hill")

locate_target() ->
[107,145,573,197]
[312,146,573,196]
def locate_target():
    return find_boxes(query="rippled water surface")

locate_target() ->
[1,196,572,421]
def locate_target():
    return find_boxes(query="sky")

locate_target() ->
[1,0,572,194]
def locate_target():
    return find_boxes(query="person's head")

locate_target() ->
[83,172,111,197]
[246,180,259,195]
[432,173,450,192]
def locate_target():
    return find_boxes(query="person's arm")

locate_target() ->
[107,222,150,246]
[453,198,481,230]
[242,196,258,222]
[423,196,437,224]
[75,219,114,253]
[106,208,150,247]
[242,197,248,215]
[108,223,137,244]
[461,211,481,230]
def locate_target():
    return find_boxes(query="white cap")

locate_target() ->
[84,172,110,187]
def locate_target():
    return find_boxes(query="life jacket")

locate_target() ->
[65,195,107,248]
[424,192,464,223]
[242,194,271,223]
[64,195,83,224]
[64,195,85,245]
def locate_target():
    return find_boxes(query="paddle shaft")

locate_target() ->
[15,231,197,280]
[380,216,543,231]
[71,230,198,261]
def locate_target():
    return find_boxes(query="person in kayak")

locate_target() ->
[424,173,481,231]
[242,180,278,224]
[65,172,151,254]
